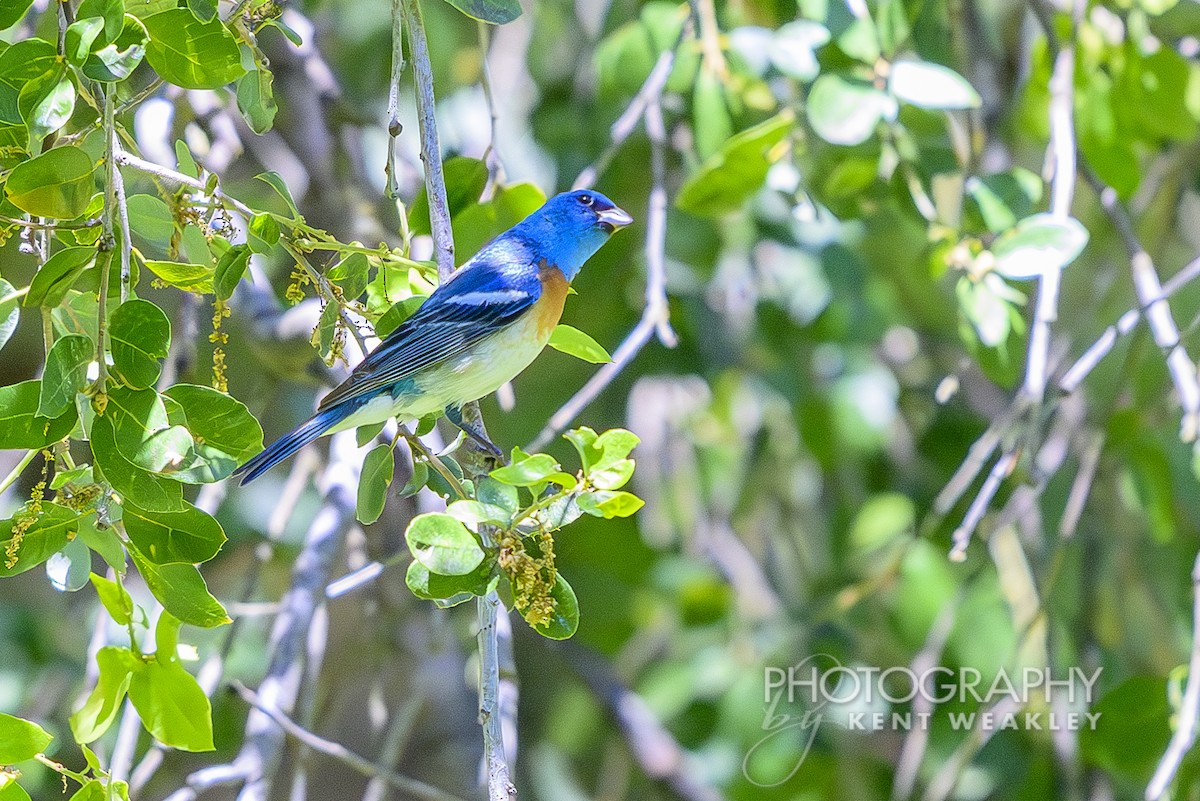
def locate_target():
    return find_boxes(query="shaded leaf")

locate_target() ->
[0,380,78,449]
[357,443,394,525]
[38,334,92,418]
[127,541,229,627]
[24,247,96,307]
[527,574,579,639]
[677,112,795,216]
[123,501,225,564]
[110,299,171,390]
[442,0,521,24]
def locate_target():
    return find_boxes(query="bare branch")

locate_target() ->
[1083,170,1200,442]
[529,73,677,451]
[1146,550,1200,799]
[401,0,454,280]
[232,682,468,801]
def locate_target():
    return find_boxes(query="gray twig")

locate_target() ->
[402,0,455,280]
[1146,551,1200,799]
[529,74,677,451]
[232,682,468,801]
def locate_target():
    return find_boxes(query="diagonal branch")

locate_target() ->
[529,66,678,451]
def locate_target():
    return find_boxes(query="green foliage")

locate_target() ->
[142,10,245,90]
[548,324,612,363]
[4,147,96,219]
[398,428,641,637]
[442,0,521,25]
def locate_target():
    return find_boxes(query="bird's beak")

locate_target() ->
[597,206,633,230]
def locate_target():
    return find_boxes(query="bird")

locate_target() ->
[233,189,633,484]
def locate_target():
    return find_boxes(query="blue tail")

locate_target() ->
[234,405,355,484]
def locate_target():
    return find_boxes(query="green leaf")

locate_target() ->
[577,490,644,519]
[405,513,485,576]
[357,443,394,525]
[0,0,33,29]
[110,299,171,390]
[82,14,149,83]
[213,244,250,301]
[78,0,126,42]
[143,259,214,293]
[475,476,518,518]
[24,247,96,307]
[441,0,521,24]
[0,712,52,762]
[0,39,57,126]
[77,514,126,571]
[236,67,277,134]
[38,334,92,418]
[548,324,612,364]
[692,66,733,161]
[405,557,497,601]
[67,782,106,801]
[0,380,78,449]
[770,20,830,81]
[65,18,106,65]
[5,146,96,219]
[127,658,214,751]
[375,296,425,338]
[123,501,225,564]
[91,413,187,512]
[127,194,176,248]
[991,213,1089,280]
[128,541,229,628]
[247,212,280,253]
[0,783,32,801]
[676,112,795,216]
[410,156,488,236]
[453,182,547,259]
[70,646,137,744]
[19,65,75,142]
[46,535,92,591]
[806,74,895,146]
[397,460,429,497]
[528,574,579,639]
[255,171,299,217]
[327,252,368,300]
[889,60,981,110]
[162,384,264,482]
[965,169,1043,233]
[90,573,134,625]
[0,503,83,577]
[445,499,511,528]
[0,278,19,353]
[143,10,245,89]
[186,0,217,23]
[491,452,563,487]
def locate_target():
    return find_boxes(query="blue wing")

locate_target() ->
[317,251,542,411]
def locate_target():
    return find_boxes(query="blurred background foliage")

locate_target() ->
[6,0,1200,800]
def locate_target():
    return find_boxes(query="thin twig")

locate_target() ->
[385,0,405,197]
[400,4,516,798]
[1083,170,1200,442]
[1146,550,1200,799]
[477,592,517,801]
[529,89,677,451]
[402,0,454,279]
[232,682,469,801]
[1022,31,1077,403]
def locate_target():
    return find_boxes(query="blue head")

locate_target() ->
[512,190,632,281]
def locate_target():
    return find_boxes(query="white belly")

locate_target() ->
[327,312,550,433]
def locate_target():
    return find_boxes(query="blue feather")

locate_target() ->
[233,402,360,485]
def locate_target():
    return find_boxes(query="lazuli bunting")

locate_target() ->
[234,189,633,484]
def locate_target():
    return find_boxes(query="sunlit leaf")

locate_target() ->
[991,213,1089,280]
[889,60,981,109]
[5,146,97,219]
[548,324,612,364]
[405,513,485,576]
[142,9,244,89]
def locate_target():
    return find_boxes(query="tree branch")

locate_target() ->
[232,682,468,801]
[402,0,454,280]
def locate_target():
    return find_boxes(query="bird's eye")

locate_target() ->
[579,193,594,206]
